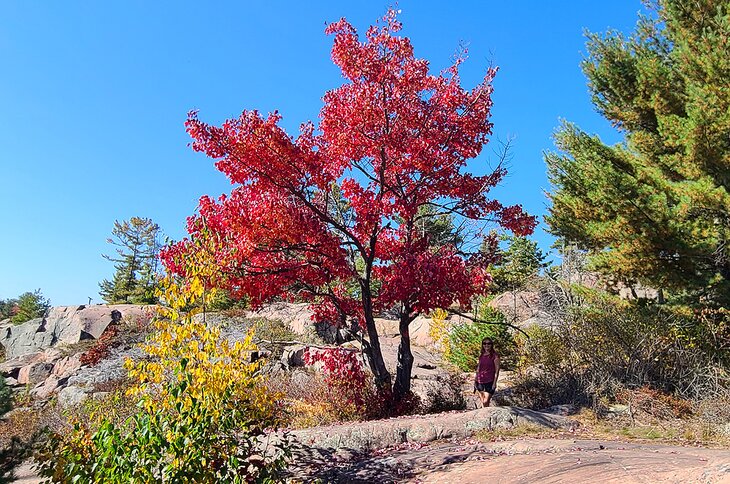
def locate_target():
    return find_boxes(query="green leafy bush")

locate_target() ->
[38,376,289,483]
[446,305,514,372]
[10,289,50,324]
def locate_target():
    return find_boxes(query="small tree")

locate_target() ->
[0,298,17,321]
[163,11,535,400]
[11,289,50,324]
[99,217,162,304]
[489,235,547,292]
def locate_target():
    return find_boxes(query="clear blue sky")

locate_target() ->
[0,1,642,306]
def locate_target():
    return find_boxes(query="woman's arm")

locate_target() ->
[492,355,500,392]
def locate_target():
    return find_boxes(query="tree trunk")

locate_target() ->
[393,308,415,400]
[360,285,391,389]
[362,314,391,389]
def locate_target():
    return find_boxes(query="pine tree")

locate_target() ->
[414,205,464,250]
[99,217,162,304]
[10,289,50,324]
[0,298,17,321]
[489,235,547,292]
[546,0,730,300]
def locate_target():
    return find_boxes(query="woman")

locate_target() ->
[474,337,500,407]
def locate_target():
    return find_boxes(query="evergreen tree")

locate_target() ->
[11,289,50,324]
[0,298,17,321]
[99,217,162,304]
[414,205,464,250]
[546,0,730,300]
[487,235,547,292]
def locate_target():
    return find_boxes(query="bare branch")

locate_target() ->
[447,308,530,338]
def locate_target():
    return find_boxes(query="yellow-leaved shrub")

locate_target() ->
[37,269,290,483]
[428,308,452,357]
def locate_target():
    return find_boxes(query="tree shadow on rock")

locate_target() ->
[286,443,419,483]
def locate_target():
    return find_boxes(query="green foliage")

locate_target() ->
[206,288,248,312]
[446,303,513,372]
[38,377,289,483]
[489,235,547,292]
[0,299,17,321]
[99,217,162,304]
[545,0,730,299]
[510,285,730,409]
[0,379,11,418]
[10,289,50,324]
[413,204,463,249]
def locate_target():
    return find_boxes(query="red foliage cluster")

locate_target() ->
[304,348,370,410]
[304,347,421,418]
[162,9,534,317]
[79,324,120,367]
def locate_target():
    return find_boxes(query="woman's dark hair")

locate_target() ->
[480,338,495,356]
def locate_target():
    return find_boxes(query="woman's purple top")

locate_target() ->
[476,353,497,384]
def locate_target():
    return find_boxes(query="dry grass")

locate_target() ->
[570,407,730,447]
[0,405,65,450]
[268,370,362,428]
[474,394,730,448]
[476,422,564,441]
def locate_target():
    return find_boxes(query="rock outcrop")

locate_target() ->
[488,290,543,325]
[292,406,577,453]
[0,304,154,358]
[0,304,154,404]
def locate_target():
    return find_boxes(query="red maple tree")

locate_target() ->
[163,10,535,399]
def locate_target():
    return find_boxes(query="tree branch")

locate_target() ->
[446,308,530,338]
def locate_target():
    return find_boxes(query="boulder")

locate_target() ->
[281,344,308,368]
[67,344,144,388]
[0,352,43,379]
[409,315,435,347]
[17,362,54,385]
[52,354,82,379]
[374,318,399,337]
[281,345,330,370]
[0,318,55,359]
[245,303,315,335]
[57,386,89,408]
[31,375,63,399]
[244,302,350,343]
[292,406,577,453]
[488,291,542,325]
[41,348,64,364]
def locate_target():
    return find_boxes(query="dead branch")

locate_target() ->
[446,309,530,338]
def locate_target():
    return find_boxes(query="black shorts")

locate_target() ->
[475,382,495,394]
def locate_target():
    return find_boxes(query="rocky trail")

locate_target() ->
[290,437,730,483]
[12,406,730,483]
